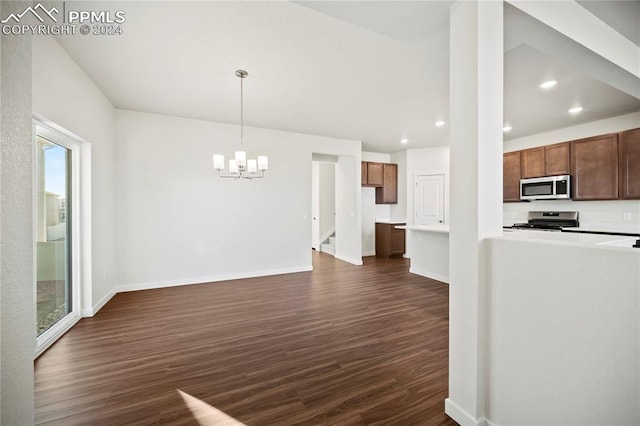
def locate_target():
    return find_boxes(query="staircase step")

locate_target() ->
[321,242,335,255]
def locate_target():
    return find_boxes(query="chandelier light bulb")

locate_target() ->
[247,159,257,174]
[258,156,268,171]
[213,154,224,170]
[235,150,247,169]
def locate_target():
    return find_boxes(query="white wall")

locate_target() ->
[0,2,35,422]
[361,151,392,219]
[503,112,640,232]
[361,151,391,256]
[390,150,407,221]
[115,110,361,290]
[487,238,640,425]
[405,146,450,258]
[32,36,117,313]
[504,199,640,233]
[503,111,640,153]
[406,146,450,227]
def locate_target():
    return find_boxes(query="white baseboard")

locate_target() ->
[82,287,117,317]
[362,250,376,256]
[334,253,363,266]
[117,265,314,293]
[409,266,449,284]
[445,398,489,426]
[320,244,335,255]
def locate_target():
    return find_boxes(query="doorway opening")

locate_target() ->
[311,156,336,255]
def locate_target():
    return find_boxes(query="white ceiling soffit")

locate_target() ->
[504,3,640,100]
[507,0,640,78]
[504,44,640,141]
[576,0,640,46]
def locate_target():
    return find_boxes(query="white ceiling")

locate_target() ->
[54,1,640,153]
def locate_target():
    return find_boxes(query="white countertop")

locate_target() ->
[569,224,640,235]
[397,224,450,233]
[500,228,639,249]
[399,224,638,249]
[376,219,407,225]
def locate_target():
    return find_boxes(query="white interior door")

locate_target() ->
[414,174,445,225]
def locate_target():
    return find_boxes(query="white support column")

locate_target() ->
[446,1,503,424]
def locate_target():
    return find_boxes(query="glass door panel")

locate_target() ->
[36,136,71,337]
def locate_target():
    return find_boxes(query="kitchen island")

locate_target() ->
[402,223,638,284]
[397,224,449,283]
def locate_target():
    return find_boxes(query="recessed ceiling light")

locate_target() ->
[400,139,409,144]
[539,80,557,89]
[503,126,512,132]
[568,106,583,114]
[435,120,446,127]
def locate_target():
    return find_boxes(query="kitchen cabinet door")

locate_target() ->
[375,223,405,258]
[361,162,368,186]
[376,163,397,204]
[571,134,618,200]
[545,142,570,176]
[503,151,521,202]
[522,147,545,178]
[619,128,640,199]
[366,162,384,187]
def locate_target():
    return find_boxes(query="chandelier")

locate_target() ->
[213,70,268,179]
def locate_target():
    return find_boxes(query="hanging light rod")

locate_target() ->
[213,70,268,180]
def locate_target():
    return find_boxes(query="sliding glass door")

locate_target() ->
[35,121,83,354]
[36,137,71,336]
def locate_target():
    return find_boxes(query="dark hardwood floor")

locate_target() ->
[35,252,456,425]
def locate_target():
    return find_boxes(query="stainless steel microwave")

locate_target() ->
[520,175,571,200]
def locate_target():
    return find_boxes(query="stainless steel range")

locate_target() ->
[510,211,579,231]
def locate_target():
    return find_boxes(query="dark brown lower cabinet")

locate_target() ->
[375,222,405,258]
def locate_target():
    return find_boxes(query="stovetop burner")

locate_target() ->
[510,211,579,231]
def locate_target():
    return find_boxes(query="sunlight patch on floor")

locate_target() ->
[177,390,246,426]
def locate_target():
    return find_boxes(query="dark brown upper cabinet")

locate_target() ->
[521,147,545,178]
[376,163,397,204]
[521,143,570,179]
[362,161,398,204]
[544,142,571,176]
[503,151,522,202]
[362,162,384,187]
[571,134,619,200]
[619,127,640,199]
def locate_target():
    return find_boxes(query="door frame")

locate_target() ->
[33,115,91,358]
